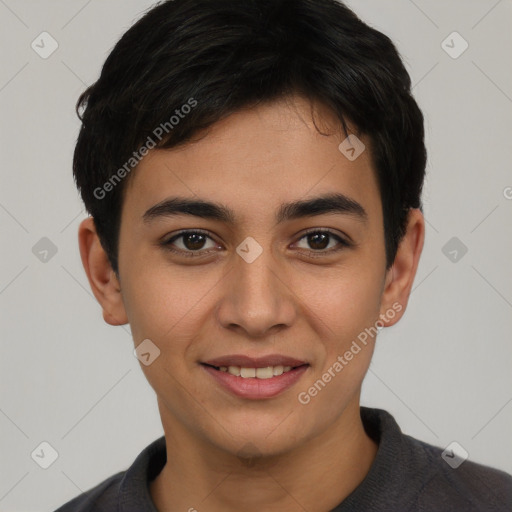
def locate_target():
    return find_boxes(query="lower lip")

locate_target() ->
[201,364,309,399]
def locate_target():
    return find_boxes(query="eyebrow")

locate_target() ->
[142,192,368,225]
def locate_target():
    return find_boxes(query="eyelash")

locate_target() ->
[160,228,351,258]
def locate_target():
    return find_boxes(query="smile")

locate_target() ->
[209,364,295,379]
[200,362,310,399]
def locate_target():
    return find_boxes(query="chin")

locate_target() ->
[215,419,305,459]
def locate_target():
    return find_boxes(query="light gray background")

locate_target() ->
[1,1,511,510]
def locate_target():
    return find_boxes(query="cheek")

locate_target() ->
[293,264,383,398]
[119,265,211,413]
[120,257,218,343]
[293,270,381,425]
[297,263,384,341]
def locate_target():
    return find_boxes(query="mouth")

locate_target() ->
[201,363,305,379]
[200,355,310,399]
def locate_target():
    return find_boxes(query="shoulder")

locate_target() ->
[357,407,512,512]
[52,435,166,511]
[407,435,512,511]
[53,471,125,511]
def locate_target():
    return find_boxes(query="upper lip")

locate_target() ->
[202,354,308,368]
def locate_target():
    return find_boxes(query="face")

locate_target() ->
[93,95,412,458]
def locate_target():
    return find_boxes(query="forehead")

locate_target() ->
[121,95,381,227]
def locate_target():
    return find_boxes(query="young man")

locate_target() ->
[56,0,512,510]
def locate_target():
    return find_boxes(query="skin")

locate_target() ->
[79,94,424,511]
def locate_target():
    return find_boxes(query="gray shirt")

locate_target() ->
[54,407,512,511]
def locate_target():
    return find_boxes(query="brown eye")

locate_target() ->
[306,232,330,250]
[180,232,208,250]
[294,229,350,255]
[162,230,218,256]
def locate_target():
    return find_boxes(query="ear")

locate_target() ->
[78,217,128,326]
[379,208,425,327]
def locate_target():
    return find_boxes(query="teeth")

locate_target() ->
[240,367,256,378]
[273,365,284,376]
[256,367,273,379]
[219,365,297,378]
[227,366,241,376]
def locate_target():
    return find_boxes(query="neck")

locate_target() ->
[150,398,378,511]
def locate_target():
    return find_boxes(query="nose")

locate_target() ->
[215,240,297,339]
